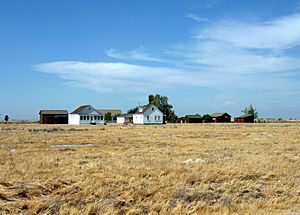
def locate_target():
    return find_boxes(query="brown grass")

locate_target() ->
[0,123,300,214]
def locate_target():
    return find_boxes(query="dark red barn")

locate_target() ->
[234,114,254,123]
[211,112,231,123]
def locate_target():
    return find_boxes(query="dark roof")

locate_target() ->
[39,110,68,115]
[211,112,231,117]
[185,114,202,119]
[71,105,89,114]
[135,104,154,114]
[71,105,101,114]
[235,114,254,119]
[97,109,122,115]
[118,114,133,118]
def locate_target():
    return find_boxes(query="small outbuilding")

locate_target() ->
[39,110,68,124]
[117,114,133,124]
[234,114,254,123]
[211,112,231,123]
[185,114,202,123]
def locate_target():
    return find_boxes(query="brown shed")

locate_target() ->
[234,114,254,123]
[211,112,231,123]
[39,110,68,124]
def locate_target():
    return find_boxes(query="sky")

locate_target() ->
[1,0,300,120]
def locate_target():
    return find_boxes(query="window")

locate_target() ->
[80,116,83,120]
[147,116,150,120]
[83,116,86,120]
[158,116,161,121]
[87,116,89,120]
[152,107,154,111]
[101,116,104,120]
[155,116,157,120]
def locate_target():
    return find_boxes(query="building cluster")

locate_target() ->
[39,104,164,125]
[40,104,255,125]
[180,112,255,123]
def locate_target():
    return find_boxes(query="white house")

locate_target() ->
[68,105,104,125]
[133,104,163,125]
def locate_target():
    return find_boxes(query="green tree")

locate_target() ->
[127,107,139,114]
[104,112,112,122]
[148,94,177,122]
[202,114,212,123]
[242,104,258,119]
[4,115,9,122]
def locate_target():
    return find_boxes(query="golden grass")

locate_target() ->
[0,123,300,214]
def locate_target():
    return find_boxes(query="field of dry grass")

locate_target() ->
[0,123,300,214]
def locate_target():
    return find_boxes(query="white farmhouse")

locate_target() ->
[133,104,163,124]
[68,105,104,125]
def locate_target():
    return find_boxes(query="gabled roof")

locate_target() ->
[211,112,231,117]
[71,105,101,114]
[235,114,254,119]
[97,109,122,115]
[39,110,68,115]
[134,104,162,114]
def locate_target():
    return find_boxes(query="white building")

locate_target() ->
[133,104,163,125]
[117,114,133,124]
[68,105,104,125]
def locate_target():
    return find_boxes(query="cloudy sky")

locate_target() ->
[1,0,300,119]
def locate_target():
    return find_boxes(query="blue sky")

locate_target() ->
[1,0,300,119]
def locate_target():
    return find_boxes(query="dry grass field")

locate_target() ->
[0,123,300,214]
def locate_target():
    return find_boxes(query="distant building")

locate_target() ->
[185,114,202,123]
[39,110,68,124]
[69,105,104,125]
[97,109,122,122]
[133,104,163,124]
[234,114,254,123]
[117,114,133,124]
[211,112,231,123]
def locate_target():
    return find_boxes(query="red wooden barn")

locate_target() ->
[234,114,254,123]
[211,112,231,123]
[39,110,68,124]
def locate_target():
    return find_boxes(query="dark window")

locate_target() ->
[87,116,89,120]
[152,107,154,111]
[80,116,83,120]
[83,116,86,120]
[101,116,103,120]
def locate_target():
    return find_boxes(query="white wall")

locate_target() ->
[133,114,144,124]
[68,114,80,125]
[143,106,163,124]
[117,117,125,124]
[79,115,104,125]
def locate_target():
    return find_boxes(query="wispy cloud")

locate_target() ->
[35,13,300,99]
[35,61,202,93]
[106,47,169,63]
[186,14,208,23]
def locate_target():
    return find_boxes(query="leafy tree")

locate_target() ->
[104,112,112,122]
[242,104,258,119]
[148,94,177,122]
[202,114,212,123]
[127,107,139,114]
[4,115,9,122]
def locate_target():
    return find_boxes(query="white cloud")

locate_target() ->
[35,61,203,93]
[198,14,300,49]
[186,14,208,23]
[35,13,300,98]
[106,47,168,63]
